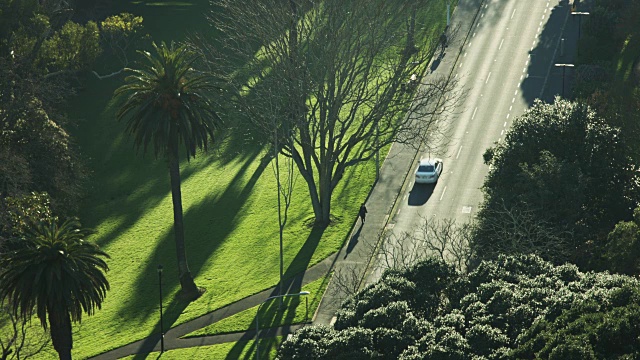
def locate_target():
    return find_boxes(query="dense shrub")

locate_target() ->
[277,255,640,359]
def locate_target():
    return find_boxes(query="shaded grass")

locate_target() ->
[183,274,329,338]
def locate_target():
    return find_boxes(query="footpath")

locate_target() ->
[91,0,490,358]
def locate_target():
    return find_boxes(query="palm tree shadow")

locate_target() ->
[129,297,189,360]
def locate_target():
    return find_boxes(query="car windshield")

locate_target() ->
[418,165,435,172]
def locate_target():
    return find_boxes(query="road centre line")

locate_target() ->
[509,105,513,111]
[506,114,510,119]
[512,97,516,103]
[456,146,463,159]
[473,32,476,37]
[504,121,507,127]
[485,72,492,84]
[514,90,518,96]
[472,107,478,120]
[439,186,447,201]
[501,130,504,135]
[499,38,504,50]
[511,8,516,19]
[541,14,545,20]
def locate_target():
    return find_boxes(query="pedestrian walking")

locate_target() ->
[359,203,368,224]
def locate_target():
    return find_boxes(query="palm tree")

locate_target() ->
[115,41,221,299]
[0,218,109,360]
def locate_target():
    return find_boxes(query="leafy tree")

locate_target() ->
[204,0,460,226]
[0,218,109,360]
[476,98,639,268]
[115,41,222,299]
[603,206,640,275]
[278,255,640,359]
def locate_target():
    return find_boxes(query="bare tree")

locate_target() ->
[373,218,473,275]
[473,201,575,264]
[202,0,462,226]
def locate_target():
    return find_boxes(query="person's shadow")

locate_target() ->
[344,224,363,259]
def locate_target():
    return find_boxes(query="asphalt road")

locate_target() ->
[368,0,576,282]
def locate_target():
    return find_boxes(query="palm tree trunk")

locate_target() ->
[48,306,72,360]
[168,143,201,300]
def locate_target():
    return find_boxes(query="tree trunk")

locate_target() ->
[168,143,201,300]
[48,306,72,360]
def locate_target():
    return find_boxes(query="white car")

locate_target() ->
[415,158,443,184]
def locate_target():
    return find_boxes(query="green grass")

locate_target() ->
[121,337,283,360]
[41,1,451,359]
[184,274,329,338]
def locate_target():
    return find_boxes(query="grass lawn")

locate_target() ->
[121,337,283,360]
[183,273,329,338]
[44,0,452,358]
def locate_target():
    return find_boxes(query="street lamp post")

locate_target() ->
[571,11,589,39]
[255,291,310,360]
[554,63,574,98]
[157,264,165,353]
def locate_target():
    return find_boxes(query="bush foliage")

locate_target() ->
[278,255,640,359]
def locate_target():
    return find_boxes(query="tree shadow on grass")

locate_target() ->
[222,224,326,359]
[129,297,189,360]
[110,149,271,350]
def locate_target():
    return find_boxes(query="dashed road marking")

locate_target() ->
[456,146,463,159]
[511,8,516,19]
[439,186,447,201]
[499,38,504,50]
[472,106,478,120]
[485,72,492,84]
[462,206,472,214]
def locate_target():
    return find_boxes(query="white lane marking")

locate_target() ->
[506,114,510,119]
[509,105,513,111]
[520,75,523,81]
[514,90,519,96]
[541,15,545,20]
[468,42,472,47]
[485,72,492,84]
[459,63,463,68]
[472,107,478,120]
[403,194,407,200]
[540,21,543,26]
[499,38,504,50]
[537,27,541,33]
[397,208,401,215]
[476,22,480,28]
[456,146,463,159]
[511,8,516,19]
[531,46,534,51]
[439,186,447,201]
[455,73,459,78]
[544,8,547,13]
[532,40,536,46]
[473,32,476,37]
[500,130,504,135]
[512,97,516,103]
[481,13,484,18]
[464,52,468,57]
[523,67,527,73]
[485,4,488,8]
